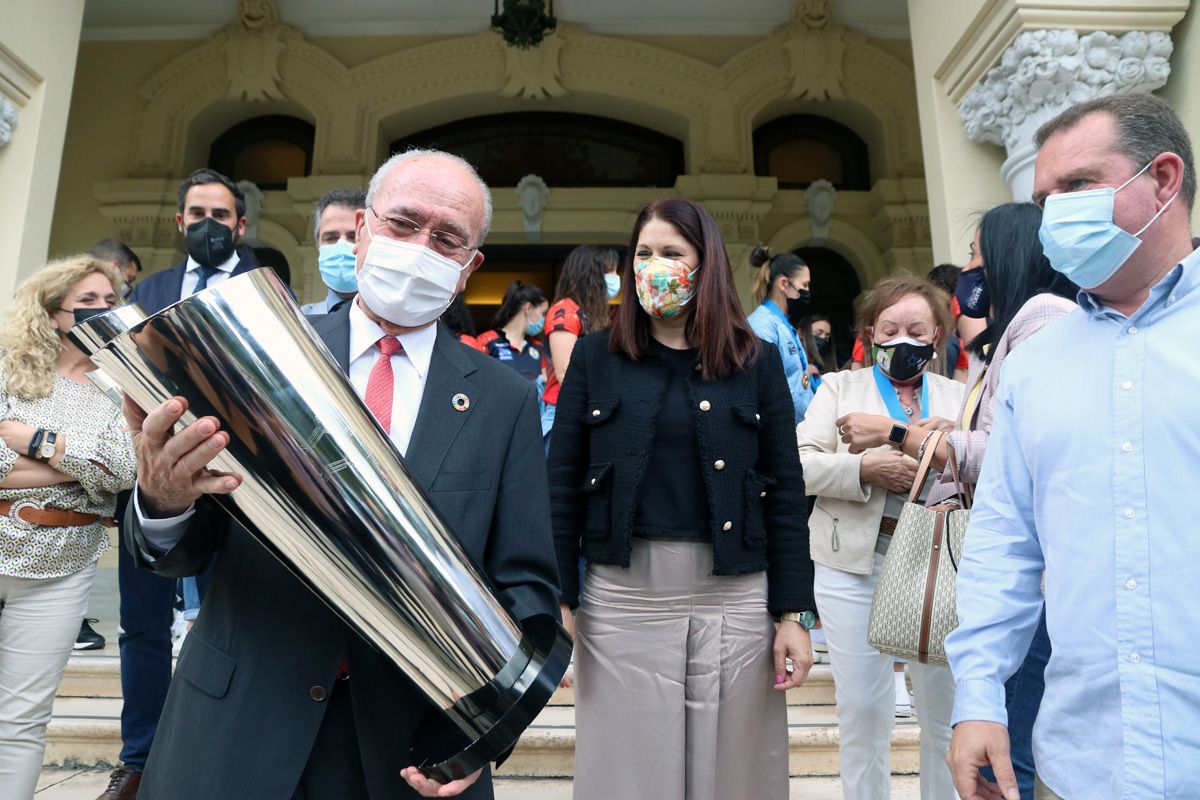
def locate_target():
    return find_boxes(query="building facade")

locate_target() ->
[1,0,1196,340]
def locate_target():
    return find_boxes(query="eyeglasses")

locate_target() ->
[368,208,473,259]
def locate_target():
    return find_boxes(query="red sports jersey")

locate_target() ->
[542,298,585,406]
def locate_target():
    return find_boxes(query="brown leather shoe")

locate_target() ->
[96,767,141,799]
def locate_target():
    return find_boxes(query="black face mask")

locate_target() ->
[185,218,237,268]
[786,290,811,325]
[955,269,990,319]
[872,337,935,383]
[72,307,111,326]
[813,336,831,350]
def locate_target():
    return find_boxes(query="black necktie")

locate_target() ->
[330,299,349,314]
[191,265,219,295]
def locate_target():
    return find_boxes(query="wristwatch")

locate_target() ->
[37,431,58,461]
[888,423,908,448]
[780,610,817,630]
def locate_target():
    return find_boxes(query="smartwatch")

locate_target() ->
[28,428,45,458]
[888,423,908,448]
[38,431,58,461]
[780,610,817,630]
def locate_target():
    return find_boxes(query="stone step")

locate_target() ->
[45,696,918,778]
[35,768,921,799]
[57,651,838,707]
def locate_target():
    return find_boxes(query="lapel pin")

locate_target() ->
[451,393,471,412]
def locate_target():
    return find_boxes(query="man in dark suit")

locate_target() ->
[120,150,560,798]
[101,170,260,800]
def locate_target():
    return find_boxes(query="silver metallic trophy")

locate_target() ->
[70,269,571,781]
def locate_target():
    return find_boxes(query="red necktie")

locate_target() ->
[339,336,402,680]
[364,336,402,433]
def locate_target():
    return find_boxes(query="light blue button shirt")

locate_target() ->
[300,289,349,316]
[947,244,1200,799]
[747,299,814,423]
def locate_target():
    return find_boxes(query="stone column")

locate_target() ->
[958,29,1173,202]
[0,0,85,308]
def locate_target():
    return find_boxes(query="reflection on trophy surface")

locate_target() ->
[71,268,571,781]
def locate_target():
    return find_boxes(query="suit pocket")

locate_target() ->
[743,468,776,547]
[176,635,237,699]
[431,470,493,493]
[581,462,613,539]
[583,399,619,425]
[732,404,762,428]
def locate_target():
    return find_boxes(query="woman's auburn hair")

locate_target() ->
[0,255,124,400]
[609,197,760,380]
[854,274,954,363]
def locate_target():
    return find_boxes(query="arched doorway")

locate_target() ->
[796,245,861,369]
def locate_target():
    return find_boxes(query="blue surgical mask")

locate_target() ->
[604,273,621,299]
[1039,159,1178,290]
[317,239,358,294]
[527,317,545,336]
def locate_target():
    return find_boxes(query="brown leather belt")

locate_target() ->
[0,500,116,528]
[879,517,898,536]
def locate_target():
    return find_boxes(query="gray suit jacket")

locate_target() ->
[124,306,560,799]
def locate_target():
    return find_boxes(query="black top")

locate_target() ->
[485,329,543,382]
[547,330,815,615]
[633,340,708,540]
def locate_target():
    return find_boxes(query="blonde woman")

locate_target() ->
[0,256,136,798]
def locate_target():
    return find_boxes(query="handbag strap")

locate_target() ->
[907,429,945,504]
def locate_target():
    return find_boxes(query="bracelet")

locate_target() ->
[916,429,938,463]
[28,428,45,458]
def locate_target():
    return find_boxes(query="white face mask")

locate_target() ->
[356,222,472,328]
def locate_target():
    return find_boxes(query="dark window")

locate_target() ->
[390,113,684,187]
[795,246,861,363]
[209,115,314,191]
[753,115,870,190]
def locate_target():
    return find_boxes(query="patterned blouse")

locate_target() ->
[0,367,136,579]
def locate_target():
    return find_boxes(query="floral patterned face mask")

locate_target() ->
[634,255,699,318]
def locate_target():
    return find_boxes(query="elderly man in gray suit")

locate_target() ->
[121,149,560,799]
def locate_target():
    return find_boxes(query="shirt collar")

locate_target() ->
[348,299,436,380]
[1077,241,1200,321]
[185,249,240,274]
[323,289,348,312]
[762,298,791,328]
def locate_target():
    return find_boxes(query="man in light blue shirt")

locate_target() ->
[946,94,1200,799]
[300,188,365,315]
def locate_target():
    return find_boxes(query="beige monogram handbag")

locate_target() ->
[867,430,973,667]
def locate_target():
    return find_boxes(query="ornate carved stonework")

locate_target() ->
[237,180,265,244]
[515,174,549,241]
[783,0,845,101]
[498,28,568,100]
[218,0,296,102]
[959,29,1173,154]
[805,179,837,241]
[0,96,16,148]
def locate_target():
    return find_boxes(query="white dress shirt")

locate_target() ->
[137,299,437,551]
[181,250,240,297]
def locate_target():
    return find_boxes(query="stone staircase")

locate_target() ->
[47,648,920,784]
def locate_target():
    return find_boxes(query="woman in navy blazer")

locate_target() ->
[548,197,814,800]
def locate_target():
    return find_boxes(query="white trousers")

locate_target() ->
[814,553,956,800]
[0,563,96,800]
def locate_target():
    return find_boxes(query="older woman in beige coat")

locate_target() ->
[797,275,965,800]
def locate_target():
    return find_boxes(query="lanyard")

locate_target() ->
[762,300,808,370]
[873,364,928,424]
